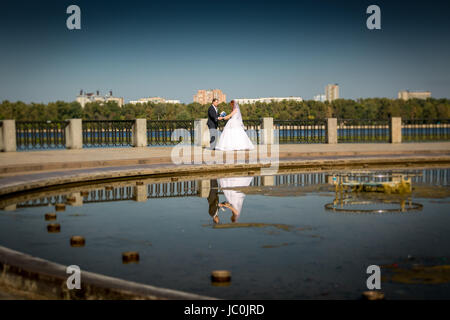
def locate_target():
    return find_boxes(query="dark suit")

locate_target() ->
[208,179,219,217]
[207,105,219,149]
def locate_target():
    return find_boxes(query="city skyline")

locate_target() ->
[1,0,449,104]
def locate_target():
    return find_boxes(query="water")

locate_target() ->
[0,168,449,299]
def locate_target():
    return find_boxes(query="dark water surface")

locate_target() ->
[1,168,449,299]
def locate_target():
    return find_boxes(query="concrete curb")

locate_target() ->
[0,245,216,300]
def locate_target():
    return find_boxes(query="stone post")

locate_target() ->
[0,123,3,151]
[69,193,83,206]
[133,119,147,147]
[198,179,211,198]
[65,119,83,149]
[262,175,274,186]
[1,120,16,152]
[194,119,209,148]
[134,185,147,202]
[390,117,402,144]
[326,118,338,144]
[261,117,274,145]
[2,204,17,211]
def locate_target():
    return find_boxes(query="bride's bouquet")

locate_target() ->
[219,111,226,117]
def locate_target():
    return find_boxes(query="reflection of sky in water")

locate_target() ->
[0,169,450,299]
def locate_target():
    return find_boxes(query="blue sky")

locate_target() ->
[0,0,449,103]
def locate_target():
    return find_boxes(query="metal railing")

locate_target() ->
[274,119,326,144]
[82,120,134,147]
[243,119,261,144]
[217,119,261,144]
[16,120,68,150]
[338,119,389,143]
[8,118,450,151]
[12,168,450,208]
[402,119,450,142]
[147,180,198,198]
[147,120,194,145]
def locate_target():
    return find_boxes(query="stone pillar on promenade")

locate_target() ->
[2,204,17,211]
[133,119,147,147]
[194,119,209,148]
[69,192,83,206]
[390,117,402,144]
[261,117,274,145]
[198,179,210,198]
[0,123,3,151]
[65,119,83,149]
[134,185,147,202]
[262,175,274,186]
[326,118,338,144]
[1,120,16,152]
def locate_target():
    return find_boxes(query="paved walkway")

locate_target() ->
[1,143,449,175]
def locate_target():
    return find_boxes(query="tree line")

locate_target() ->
[0,98,449,121]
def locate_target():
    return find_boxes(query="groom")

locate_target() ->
[207,98,223,150]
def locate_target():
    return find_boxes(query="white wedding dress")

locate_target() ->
[215,102,255,151]
[218,177,253,218]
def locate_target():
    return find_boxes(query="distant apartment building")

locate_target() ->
[234,97,303,104]
[76,90,124,108]
[313,94,326,102]
[398,90,431,100]
[193,89,226,104]
[129,97,181,104]
[325,84,339,102]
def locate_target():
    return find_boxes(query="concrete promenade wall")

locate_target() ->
[0,245,215,300]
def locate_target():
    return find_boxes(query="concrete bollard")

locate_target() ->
[211,270,231,283]
[47,223,61,233]
[361,291,385,300]
[261,117,274,145]
[194,119,209,148]
[122,251,140,264]
[70,236,86,247]
[65,119,83,149]
[326,118,338,144]
[390,117,402,144]
[132,119,147,147]
[55,203,66,212]
[45,213,57,221]
[1,120,16,152]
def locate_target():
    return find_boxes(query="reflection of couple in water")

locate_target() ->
[208,177,253,224]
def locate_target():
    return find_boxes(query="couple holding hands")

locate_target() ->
[207,98,255,151]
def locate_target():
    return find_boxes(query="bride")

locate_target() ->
[215,100,255,151]
[217,176,253,223]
